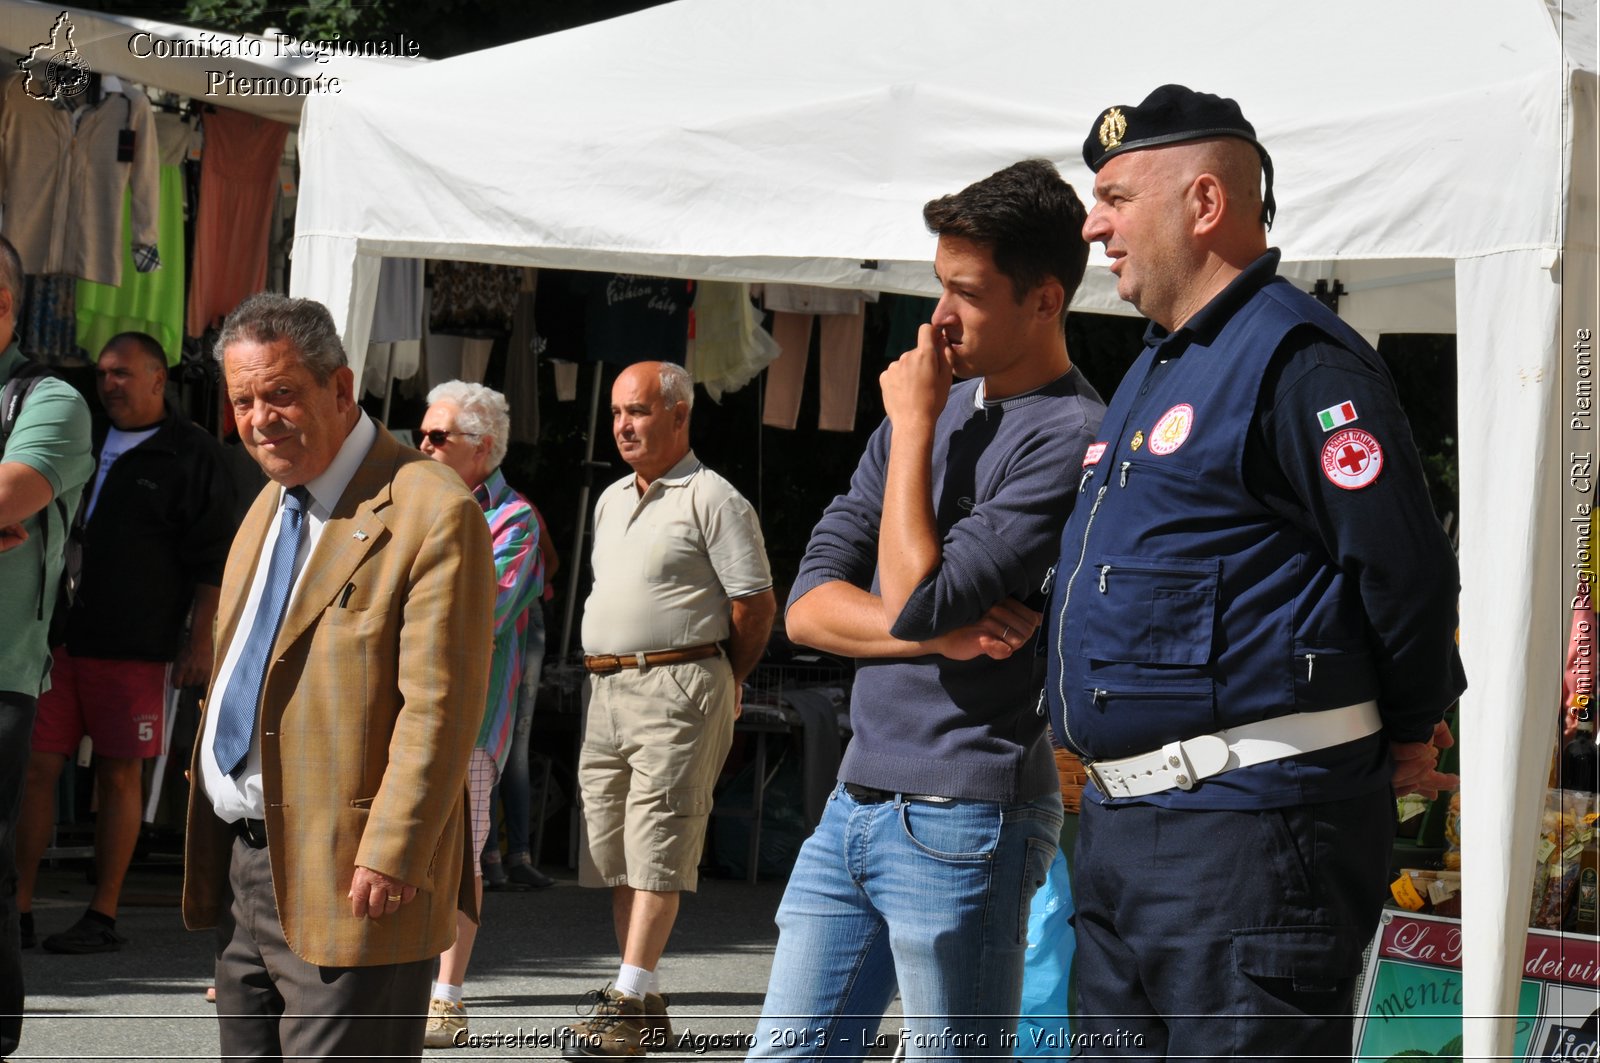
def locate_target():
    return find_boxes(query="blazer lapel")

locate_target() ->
[213,483,279,673]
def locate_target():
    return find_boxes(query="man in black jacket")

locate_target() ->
[15,331,235,954]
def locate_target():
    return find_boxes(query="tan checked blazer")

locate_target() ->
[182,428,494,968]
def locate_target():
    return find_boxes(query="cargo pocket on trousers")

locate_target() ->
[1230,926,1364,1017]
[665,787,712,818]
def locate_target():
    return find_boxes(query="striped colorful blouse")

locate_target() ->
[473,468,544,771]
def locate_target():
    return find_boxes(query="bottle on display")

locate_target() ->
[1563,720,1600,794]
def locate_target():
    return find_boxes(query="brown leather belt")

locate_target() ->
[583,642,720,676]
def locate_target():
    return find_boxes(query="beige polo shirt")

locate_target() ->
[581,452,771,655]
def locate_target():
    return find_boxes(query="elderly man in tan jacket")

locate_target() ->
[182,293,494,1061]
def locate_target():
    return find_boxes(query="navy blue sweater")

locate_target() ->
[788,370,1105,801]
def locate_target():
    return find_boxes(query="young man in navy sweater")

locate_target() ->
[747,159,1105,1062]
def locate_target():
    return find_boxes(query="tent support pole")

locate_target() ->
[559,362,606,662]
[379,345,398,427]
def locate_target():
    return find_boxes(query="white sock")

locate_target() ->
[615,963,652,1000]
[432,981,464,1006]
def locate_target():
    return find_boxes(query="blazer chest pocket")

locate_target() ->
[1079,555,1220,668]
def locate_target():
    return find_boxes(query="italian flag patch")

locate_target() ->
[1317,401,1358,431]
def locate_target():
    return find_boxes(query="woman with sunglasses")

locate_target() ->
[416,380,544,1049]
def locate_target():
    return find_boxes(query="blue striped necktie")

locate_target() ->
[213,486,309,778]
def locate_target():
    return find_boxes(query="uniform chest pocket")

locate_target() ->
[1078,555,1220,667]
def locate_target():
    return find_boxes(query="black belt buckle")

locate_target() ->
[842,782,893,804]
[235,818,268,848]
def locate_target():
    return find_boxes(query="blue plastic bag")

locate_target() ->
[1015,846,1074,1058]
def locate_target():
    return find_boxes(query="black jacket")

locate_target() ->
[64,406,236,661]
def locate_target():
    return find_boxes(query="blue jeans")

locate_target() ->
[487,607,546,860]
[748,783,1063,1063]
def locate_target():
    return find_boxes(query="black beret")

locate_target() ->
[1083,84,1276,226]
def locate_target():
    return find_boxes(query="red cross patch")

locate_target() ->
[1321,428,1384,490]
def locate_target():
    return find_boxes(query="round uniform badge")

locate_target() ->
[1147,404,1194,456]
[1321,428,1384,490]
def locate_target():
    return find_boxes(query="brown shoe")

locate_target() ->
[562,986,672,1057]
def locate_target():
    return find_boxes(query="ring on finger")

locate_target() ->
[1002,626,1012,641]
[386,894,401,902]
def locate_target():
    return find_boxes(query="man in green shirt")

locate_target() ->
[0,234,93,1059]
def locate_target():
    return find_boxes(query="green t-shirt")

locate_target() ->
[0,343,92,697]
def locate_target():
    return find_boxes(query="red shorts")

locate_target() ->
[32,649,167,759]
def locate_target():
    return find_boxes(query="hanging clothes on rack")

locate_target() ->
[186,107,288,336]
[18,274,78,362]
[0,73,161,285]
[362,258,427,399]
[881,293,940,361]
[687,281,780,401]
[429,261,520,337]
[581,273,692,365]
[75,111,195,364]
[757,283,874,433]
[531,269,587,402]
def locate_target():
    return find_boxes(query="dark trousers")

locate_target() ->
[0,690,37,1058]
[1071,786,1395,1061]
[214,835,434,1062]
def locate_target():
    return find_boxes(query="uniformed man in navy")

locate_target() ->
[1046,84,1467,1056]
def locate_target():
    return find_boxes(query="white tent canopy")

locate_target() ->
[290,1,1597,1056]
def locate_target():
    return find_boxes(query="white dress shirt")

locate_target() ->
[201,414,378,822]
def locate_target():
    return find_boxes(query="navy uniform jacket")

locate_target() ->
[1045,251,1466,810]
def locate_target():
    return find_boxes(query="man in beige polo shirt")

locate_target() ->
[569,361,775,1057]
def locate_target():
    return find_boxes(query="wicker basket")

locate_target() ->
[1054,746,1090,815]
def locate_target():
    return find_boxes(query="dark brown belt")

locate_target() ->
[583,642,720,676]
[842,783,952,804]
[235,818,268,849]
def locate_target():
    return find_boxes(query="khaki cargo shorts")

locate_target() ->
[577,655,735,892]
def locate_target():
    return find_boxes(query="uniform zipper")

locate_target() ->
[1054,473,1110,756]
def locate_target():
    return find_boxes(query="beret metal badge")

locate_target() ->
[1098,107,1127,150]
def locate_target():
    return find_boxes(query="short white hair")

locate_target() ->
[426,380,511,470]
[659,363,694,411]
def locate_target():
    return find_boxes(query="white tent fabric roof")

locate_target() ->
[288,2,1595,1057]
[294,0,1567,333]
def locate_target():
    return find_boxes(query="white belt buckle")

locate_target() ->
[635,651,650,672]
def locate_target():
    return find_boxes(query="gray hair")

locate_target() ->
[427,380,511,470]
[0,235,22,314]
[214,293,347,383]
[659,362,694,412]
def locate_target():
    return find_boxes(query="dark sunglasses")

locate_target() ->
[417,429,473,447]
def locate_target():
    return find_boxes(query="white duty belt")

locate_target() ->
[1084,700,1382,800]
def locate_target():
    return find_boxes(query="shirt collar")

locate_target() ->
[297,413,377,517]
[1,342,24,380]
[648,451,702,488]
[472,466,509,511]
[1141,248,1283,351]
